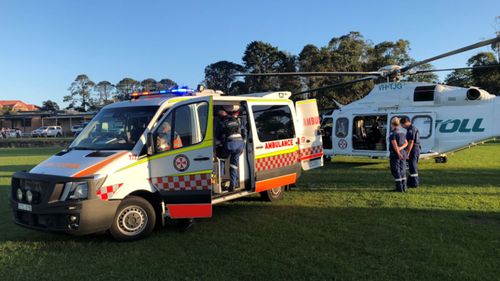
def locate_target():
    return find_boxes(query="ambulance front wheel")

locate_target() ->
[109,196,156,241]
[260,187,284,202]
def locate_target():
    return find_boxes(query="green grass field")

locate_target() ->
[0,145,499,281]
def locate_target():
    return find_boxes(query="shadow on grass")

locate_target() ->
[0,147,61,157]
[0,165,35,173]
[0,203,499,281]
[326,161,381,169]
[301,166,500,188]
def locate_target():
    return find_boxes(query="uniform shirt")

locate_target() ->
[406,125,420,146]
[389,128,407,158]
[216,115,243,143]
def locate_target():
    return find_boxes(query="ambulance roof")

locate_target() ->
[104,90,293,110]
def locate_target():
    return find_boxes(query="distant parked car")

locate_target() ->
[5,128,22,138]
[71,122,88,136]
[31,126,63,137]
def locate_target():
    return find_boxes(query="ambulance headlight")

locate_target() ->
[16,188,23,201]
[61,182,88,200]
[26,190,33,203]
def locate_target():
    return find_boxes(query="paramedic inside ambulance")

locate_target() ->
[156,120,183,152]
[215,105,245,192]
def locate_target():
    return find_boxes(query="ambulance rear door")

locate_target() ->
[296,99,324,170]
[247,100,300,193]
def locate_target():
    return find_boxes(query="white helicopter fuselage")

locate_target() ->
[322,82,500,159]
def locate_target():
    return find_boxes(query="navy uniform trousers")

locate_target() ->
[407,146,420,187]
[390,155,407,192]
[224,139,245,189]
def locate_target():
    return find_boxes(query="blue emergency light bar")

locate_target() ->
[130,86,195,98]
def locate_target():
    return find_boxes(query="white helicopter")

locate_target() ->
[236,37,500,162]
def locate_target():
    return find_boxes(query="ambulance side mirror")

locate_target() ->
[146,132,155,156]
[317,129,324,136]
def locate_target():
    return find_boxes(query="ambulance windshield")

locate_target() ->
[70,106,158,151]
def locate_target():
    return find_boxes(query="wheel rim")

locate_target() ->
[117,205,148,236]
[270,187,282,196]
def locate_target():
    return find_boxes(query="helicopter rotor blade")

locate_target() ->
[291,76,378,97]
[399,37,500,74]
[233,71,382,77]
[409,64,500,75]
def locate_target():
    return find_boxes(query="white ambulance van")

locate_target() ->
[10,87,323,240]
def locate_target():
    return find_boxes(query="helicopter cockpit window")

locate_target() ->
[335,118,348,138]
[352,115,387,151]
[412,116,432,139]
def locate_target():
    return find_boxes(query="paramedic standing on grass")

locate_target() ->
[401,117,421,188]
[389,117,408,192]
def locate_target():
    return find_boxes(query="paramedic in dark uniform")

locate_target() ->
[388,117,408,192]
[401,117,420,188]
[217,105,245,192]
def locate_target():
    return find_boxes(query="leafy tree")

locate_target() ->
[115,78,140,101]
[0,106,9,115]
[467,52,500,94]
[444,69,473,87]
[141,78,158,92]
[158,78,177,90]
[95,81,115,106]
[64,74,96,112]
[204,61,245,95]
[299,32,374,108]
[368,40,412,69]
[41,100,60,111]
[444,51,500,95]
[243,41,300,93]
[403,62,438,83]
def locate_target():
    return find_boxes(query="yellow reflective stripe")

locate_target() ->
[247,99,292,103]
[256,146,299,159]
[167,97,193,104]
[297,99,317,104]
[205,96,214,140]
[172,169,212,177]
[118,141,212,172]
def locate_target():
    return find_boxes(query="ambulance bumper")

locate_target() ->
[9,172,120,236]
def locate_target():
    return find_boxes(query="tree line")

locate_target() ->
[60,31,500,112]
[62,75,178,112]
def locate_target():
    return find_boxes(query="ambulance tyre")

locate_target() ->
[110,196,156,241]
[260,187,284,202]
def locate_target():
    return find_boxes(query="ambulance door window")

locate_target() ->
[252,105,295,142]
[154,101,209,153]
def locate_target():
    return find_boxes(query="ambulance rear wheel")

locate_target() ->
[260,187,284,202]
[110,196,156,241]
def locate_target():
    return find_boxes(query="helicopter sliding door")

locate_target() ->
[389,112,436,155]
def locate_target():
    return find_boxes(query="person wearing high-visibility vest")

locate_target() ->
[157,121,183,152]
